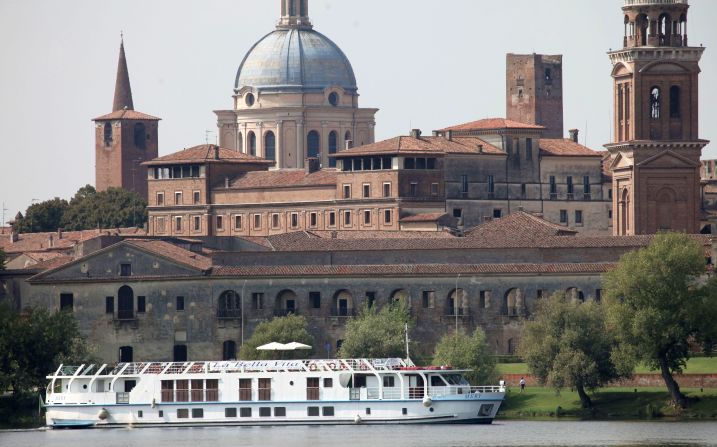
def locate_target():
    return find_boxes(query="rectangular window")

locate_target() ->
[567,176,574,194]
[239,378,252,401]
[156,192,164,206]
[583,176,590,195]
[328,211,336,227]
[60,293,74,311]
[240,408,252,418]
[272,214,280,229]
[363,210,371,225]
[225,408,237,418]
[120,263,132,277]
[310,292,321,309]
[193,191,200,205]
[309,212,318,228]
[461,175,469,194]
[575,210,583,224]
[206,379,218,402]
[479,290,487,309]
[363,184,371,198]
[383,183,391,198]
[493,209,502,219]
[192,408,204,418]
[193,216,201,232]
[252,293,264,310]
[422,291,435,309]
[609,189,613,200]
[176,296,185,311]
[344,210,351,226]
[487,175,494,194]
[322,407,335,417]
[526,138,533,160]
[343,184,351,199]
[258,378,271,401]
[307,377,320,400]
[252,214,262,229]
[290,213,299,229]
[366,408,371,415]
[521,183,527,197]
[156,217,166,233]
[410,182,418,196]
[175,192,183,205]
[137,410,143,418]
[515,139,521,159]
[308,407,320,417]
[323,378,333,388]
[383,376,395,387]
[137,296,146,313]
[259,407,271,417]
[431,183,439,195]
[175,216,182,232]
[176,380,189,402]
[366,292,376,308]
[177,409,189,419]
[384,209,392,225]
[235,215,243,230]
[560,209,568,224]
[216,215,224,231]
[595,289,603,302]
[274,407,287,417]
[549,176,557,195]
[106,296,114,314]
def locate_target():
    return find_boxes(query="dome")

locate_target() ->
[235,28,358,94]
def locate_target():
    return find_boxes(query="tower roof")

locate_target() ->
[112,38,134,112]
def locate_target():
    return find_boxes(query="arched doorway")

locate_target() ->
[118,285,134,320]
[390,289,410,306]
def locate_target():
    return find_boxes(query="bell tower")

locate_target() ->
[606,0,708,235]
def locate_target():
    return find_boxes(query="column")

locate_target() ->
[258,122,264,158]
[297,120,305,168]
[321,121,328,168]
[276,120,283,168]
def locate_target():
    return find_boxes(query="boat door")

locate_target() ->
[407,375,424,399]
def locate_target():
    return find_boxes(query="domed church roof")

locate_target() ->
[234,1,357,94]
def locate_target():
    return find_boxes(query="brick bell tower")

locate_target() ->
[93,37,160,200]
[606,0,709,235]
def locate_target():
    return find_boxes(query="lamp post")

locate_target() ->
[455,273,461,335]
[240,280,247,350]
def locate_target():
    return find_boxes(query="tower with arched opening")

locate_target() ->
[606,0,708,235]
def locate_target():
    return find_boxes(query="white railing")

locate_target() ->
[624,0,687,5]
[427,386,505,398]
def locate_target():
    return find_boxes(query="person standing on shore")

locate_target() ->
[519,377,526,393]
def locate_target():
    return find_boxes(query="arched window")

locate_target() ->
[637,14,649,46]
[448,289,467,316]
[134,123,146,149]
[118,285,134,320]
[222,341,237,361]
[264,131,276,162]
[103,122,113,146]
[248,131,256,156]
[670,86,680,118]
[344,131,352,147]
[503,288,523,316]
[217,290,241,319]
[658,13,669,44]
[307,130,320,158]
[650,87,661,119]
[328,131,338,168]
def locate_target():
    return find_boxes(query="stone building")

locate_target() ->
[215,0,378,170]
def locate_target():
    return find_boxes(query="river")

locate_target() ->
[1,421,716,447]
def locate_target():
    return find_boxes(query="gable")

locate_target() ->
[31,244,205,282]
[640,62,689,74]
[610,152,634,170]
[637,150,700,169]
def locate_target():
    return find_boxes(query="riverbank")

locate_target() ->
[498,386,717,420]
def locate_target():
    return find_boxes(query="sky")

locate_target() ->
[1,0,716,224]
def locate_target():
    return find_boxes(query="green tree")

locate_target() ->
[12,198,68,233]
[0,248,5,270]
[61,185,147,230]
[433,328,497,385]
[0,305,93,395]
[338,302,412,359]
[239,314,315,360]
[520,293,631,408]
[603,233,717,408]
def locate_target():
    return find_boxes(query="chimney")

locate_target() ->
[48,234,54,248]
[10,231,18,243]
[410,129,422,139]
[477,144,484,154]
[214,145,220,160]
[445,130,453,141]
[569,129,579,143]
[306,157,321,174]
[345,140,353,150]
[57,228,63,240]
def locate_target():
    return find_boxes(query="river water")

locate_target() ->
[1,421,716,447]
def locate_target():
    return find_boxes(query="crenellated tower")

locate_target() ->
[606,0,708,235]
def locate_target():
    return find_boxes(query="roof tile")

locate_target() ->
[146,145,273,166]
[437,118,545,132]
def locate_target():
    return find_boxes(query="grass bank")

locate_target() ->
[496,356,717,375]
[498,386,717,420]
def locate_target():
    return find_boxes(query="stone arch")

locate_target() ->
[275,289,298,316]
[390,289,410,306]
[503,288,522,316]
[332,289,354,317]
[118,285,134,320]
[650,86,661,120]
[636,13,649,46]
[447,288,468,316]
[217,290,241,319]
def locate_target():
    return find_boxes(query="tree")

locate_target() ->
[338,302,412,359]
[0,304,94,395]
[0,248,5,271]
[61,185,147,230]
[603,232,717,408]
[433,328,497,385]
[12,198,68,233]
[520,293,631,408]
[239,314,315,360]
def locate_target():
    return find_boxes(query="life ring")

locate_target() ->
[309,363,317,371]
[328,362,337,371]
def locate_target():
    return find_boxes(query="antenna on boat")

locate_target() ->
[404,323,414,366]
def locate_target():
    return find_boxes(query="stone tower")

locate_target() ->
[606,0,708,235]
[93,38,160,200]
[506,54,564,139]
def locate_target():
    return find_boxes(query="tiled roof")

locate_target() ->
[229,169,338,189]
[465,211,578,239]
[332,135,503,157]
[0,228,146,254]
[145,145,273,166]
[23,255,74,272]
[93,110,160,121]
[400,213,450,223]
[124,239,213,271]
[539,139,604,157]
[437,118,545,132]
[212,263,615,278]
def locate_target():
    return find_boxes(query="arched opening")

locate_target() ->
[503,288,522,316]
[658,13,670,45]
[118,285,134,320]
[670,86,680,118]
[217,290,241,319]
[332,290,354,317]
[134,122,146,149]
[679,14,687,45]
[119,346,133,363]
[103,122,113,146]
[448,289,467,316]
[307,130,320,158]
[391,289,410,306]
[620,188,630,235]
[248,131,256,156]
[237,132,243,153]
[637,14,649,46]
[328,131,338,168]
[650,87,661,120]
[222,340,237,361]
[566,287,584,302]
[275,290,298,317]
[264,131,276,162]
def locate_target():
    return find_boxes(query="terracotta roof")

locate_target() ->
[23,255,74,272]
[93,109,160,121]
[212,263,615,278]
[539,139,604,157]
[145,145,273,166]
[229,169,338,189]
[400,213,450,223]
[0,228,146,254]
[437,118,545,132]
[124,239,212,271]
[465,211,578,239]
[333,135,503,157]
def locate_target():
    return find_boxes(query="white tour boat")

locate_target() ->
[45,358,506,428]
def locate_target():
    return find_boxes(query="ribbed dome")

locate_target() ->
[235,28,358,93]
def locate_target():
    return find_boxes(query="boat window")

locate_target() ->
[258,378,271,401]
[259,407,271,417]
[240,408,252,418]
[124,380,136,393]
[307,406,320,417]
[137,411,143,418]
[191,380,205,402]
[383,376,395,387]
[239,379,252,401]
[323,378,333,388]
[161,380,174,402]
[192,408,203,418]
[225,408,237,418]
[430,375,447,387]
[322,407,335,416]
[307,377,320,400]
[177,409,189,419]
[365,408,371,415]
[444,374,467,385]
[402,408,407,415]
[176,380,189,402]
[206,379,219,402]
[274,407,287,417]
[158,410,163,418]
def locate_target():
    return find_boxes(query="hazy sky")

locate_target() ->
[1,0,716,223]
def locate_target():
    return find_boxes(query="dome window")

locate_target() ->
[328,92,339,107]
[245,93,255,107]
